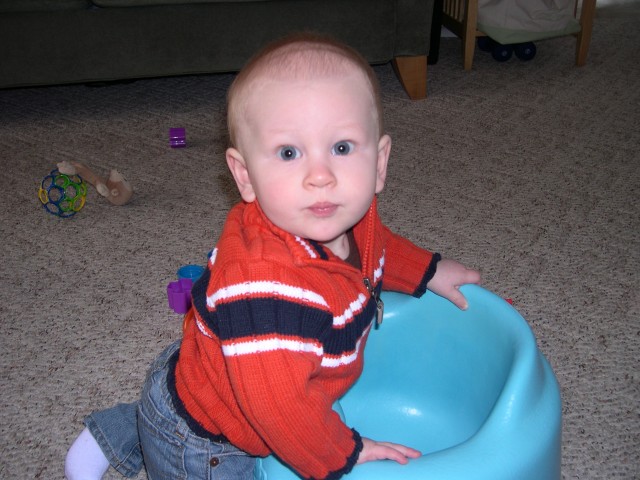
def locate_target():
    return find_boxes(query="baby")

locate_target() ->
[66,33,481,480]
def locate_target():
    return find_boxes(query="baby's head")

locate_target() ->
[227,33,384,148]
[225,34,390,258]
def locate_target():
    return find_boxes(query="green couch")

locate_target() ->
[0,0,435,98]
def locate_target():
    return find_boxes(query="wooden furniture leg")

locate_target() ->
[443,0,481,71]
[576,0,596,66]
[462,0,479,70]
[392,55,428,100]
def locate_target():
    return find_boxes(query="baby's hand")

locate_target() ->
[428,258,481,310]
[357,437,421,465]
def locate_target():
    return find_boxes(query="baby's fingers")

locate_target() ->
[378,442,422,462]
[358,438,422,465]
[462,267,482,285]
[447,287,471,311]
[453,268,481,310]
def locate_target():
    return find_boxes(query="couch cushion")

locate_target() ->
[0,0,91,12]
[91,0,263,7]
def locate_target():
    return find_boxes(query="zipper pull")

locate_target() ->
[364,278,385,328]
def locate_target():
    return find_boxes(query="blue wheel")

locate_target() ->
[514,42,537,61]
[492,43,513,62]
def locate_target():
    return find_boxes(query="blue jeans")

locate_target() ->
[85,341,257,479]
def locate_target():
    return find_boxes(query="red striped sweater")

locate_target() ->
[171,198,438,479]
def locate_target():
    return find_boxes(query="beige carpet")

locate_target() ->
[0,2,638,478]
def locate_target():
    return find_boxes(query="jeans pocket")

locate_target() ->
[138,398,188,480]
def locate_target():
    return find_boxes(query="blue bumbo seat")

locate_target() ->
[256,285,561,480]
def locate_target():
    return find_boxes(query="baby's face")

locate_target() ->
[229,70,389,258]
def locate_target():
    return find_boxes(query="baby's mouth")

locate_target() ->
[308,202,338,217]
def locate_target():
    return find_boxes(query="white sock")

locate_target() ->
[65,427,110,480]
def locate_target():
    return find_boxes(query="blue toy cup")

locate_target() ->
[177,265,205,282]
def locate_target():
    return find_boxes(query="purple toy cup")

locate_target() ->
[167,278,193,314]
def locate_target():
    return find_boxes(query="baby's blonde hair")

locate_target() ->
[227,33,383,147]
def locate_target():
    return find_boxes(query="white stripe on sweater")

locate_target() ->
[222,337,323,357]
[221,322,372,368]
[374,250,385,283]
[207,281,329,309]
[295,236,317,258]
[322,323,372,368]
[333,293,367,327]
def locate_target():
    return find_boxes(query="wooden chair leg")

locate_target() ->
[462,0,479,70]
[576,0,596,66]
[392,55,427,100]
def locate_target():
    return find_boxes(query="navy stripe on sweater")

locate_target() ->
[192,267,377,358]
[202,295,376,358]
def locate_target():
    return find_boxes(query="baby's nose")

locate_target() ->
[305,158,336,188]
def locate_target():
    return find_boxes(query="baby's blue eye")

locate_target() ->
[278,146,301,161]
[332,141,354,156]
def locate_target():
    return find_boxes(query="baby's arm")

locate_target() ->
[428,258,481,310]
[357,437,421,465]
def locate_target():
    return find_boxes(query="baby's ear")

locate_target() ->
[375,134,391,194]
[226,148,256,202]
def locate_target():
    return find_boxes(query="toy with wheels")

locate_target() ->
[478,37,536,62]
[514,42,537,61]
[255,285,561,480]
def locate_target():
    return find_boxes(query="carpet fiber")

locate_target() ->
[0,2,638,478]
